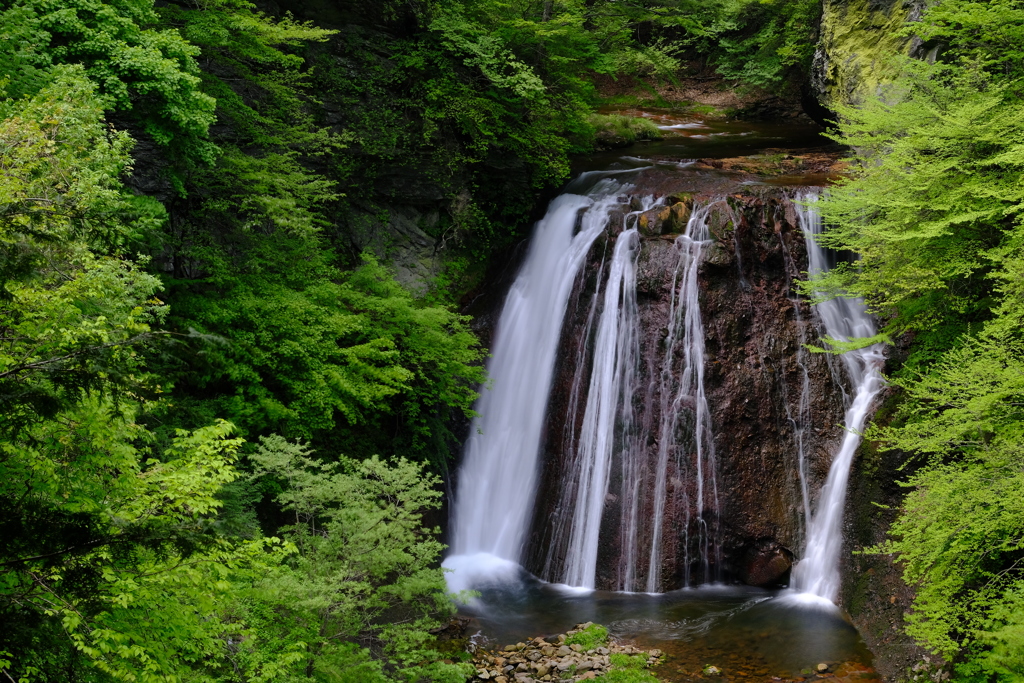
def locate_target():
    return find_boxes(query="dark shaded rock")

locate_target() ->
[429,616,471,640]
[345,204,441,294]
[595,130,631,150]
[742,540,794,587]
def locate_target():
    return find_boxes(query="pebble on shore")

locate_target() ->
[470,622,663,682]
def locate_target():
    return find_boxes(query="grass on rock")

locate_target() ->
[588,114,663,143]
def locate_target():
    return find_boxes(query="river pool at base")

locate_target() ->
[448,558,878,683]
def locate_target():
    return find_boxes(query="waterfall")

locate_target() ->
[448,176,631,571]
[559,228,641,589]
[792,192,885,602]
[646,202,720,591]
[540,253,606,583]
[448,184,875,597]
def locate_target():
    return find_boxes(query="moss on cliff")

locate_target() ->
[813,0,922,111]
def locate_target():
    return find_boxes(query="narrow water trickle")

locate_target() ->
[792,192,886,602]
[646,202,720,592]
[776,213,814,550]
[447,175,637,584]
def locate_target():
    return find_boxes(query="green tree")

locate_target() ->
[812,62,1024,361]
[0,0,218,163]
[814,1,1024,676]
[165,253,485,467]
[0,67,169,435]
[237,435,472,682]
[870,328,1024,679]
[0,66,260,683]
[0,419,285,683]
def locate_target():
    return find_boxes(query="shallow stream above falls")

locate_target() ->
[575,107,837,180]
[446,112,886,682]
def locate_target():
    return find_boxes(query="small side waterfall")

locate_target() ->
[646,203,720,591]
[793,192,885,602]
[449,177,631,566]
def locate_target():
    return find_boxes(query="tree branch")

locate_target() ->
[0,331,172,379]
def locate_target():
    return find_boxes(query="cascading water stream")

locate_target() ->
[792,192,886,603]
[559,227,641,589]
[540,254,606,583]
[449,181,874,601]
[646,203,720,591]
[439,119,887,680]
[446,175,637,584]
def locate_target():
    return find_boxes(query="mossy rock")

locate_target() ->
[813,0,925,111]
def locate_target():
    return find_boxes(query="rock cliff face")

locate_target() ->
[700,190,847,588]
[521,167,850,591]
[811,0,929,114]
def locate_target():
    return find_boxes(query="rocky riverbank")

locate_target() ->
[469,623,663,682]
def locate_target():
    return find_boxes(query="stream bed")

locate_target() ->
[577,107,835,170]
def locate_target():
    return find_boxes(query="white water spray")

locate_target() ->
[792,192,885,602]
[448,177,632,573]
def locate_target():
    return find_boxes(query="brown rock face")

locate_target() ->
[524,169,850,591]
[700,192,848,586]
[742,540,794,587]
[637,200,692,236]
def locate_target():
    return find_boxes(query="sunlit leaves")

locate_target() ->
[815,65,1024,336]
[825,2,1024,674]
[0,417,288,683]
[869,331,1024,675]
[0,69,170,439]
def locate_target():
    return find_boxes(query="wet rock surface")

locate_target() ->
[526,164,849,591]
